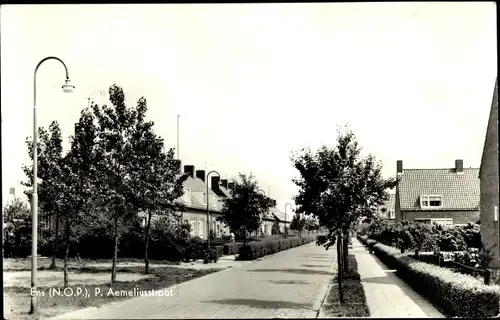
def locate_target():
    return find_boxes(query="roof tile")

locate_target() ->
[398,168,480,211]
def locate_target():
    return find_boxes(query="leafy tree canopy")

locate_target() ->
[290,126,397,249]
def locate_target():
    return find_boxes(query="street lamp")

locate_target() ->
[31,56,74,314]
[256,189,266,241]
[206,170,220,248]
[284,203,293,239]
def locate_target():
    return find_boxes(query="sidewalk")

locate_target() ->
[50,242,336,319]
[351,238,445,318]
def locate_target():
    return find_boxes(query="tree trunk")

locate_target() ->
[111,215,119,284]
[50,213,60,269]
[63,217,70,288]
[343,231,349,272]
[337,233,344,304]
[144,209,152,274]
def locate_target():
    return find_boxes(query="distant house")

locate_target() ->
[377,193,396,222]
[270,207,291,234]
[479,77,499,270]
[139,164,230,240]
[395,159,480,226]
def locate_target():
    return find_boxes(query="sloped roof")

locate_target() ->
[178,176,224,212]
[218,186,231,198]
[398,168,480,211]
[480,77,498,176]
[381,194,396,211]
[270,207,291,222]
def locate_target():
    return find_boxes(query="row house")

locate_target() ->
[479,77,499,271]
[395,159,480,226]
[139,163,288,240]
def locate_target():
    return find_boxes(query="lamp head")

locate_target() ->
[62,79,75,93]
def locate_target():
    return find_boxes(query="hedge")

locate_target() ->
[223,242,244,255]
[360,237,500,317]
[214,245,224,258]
[238,236,316,260]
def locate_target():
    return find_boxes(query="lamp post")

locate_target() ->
[31,57,74,314]
[256,189,266,240]
[284,203,293,239]
[206,170,220,248]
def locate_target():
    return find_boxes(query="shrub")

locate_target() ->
[238,236,316,260]
[223,242,244,255]
[203,247,219,264]
[182,237,206,262]
[213,245,224,258]
[369,241,500,317]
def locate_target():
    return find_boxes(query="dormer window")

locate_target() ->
[420,195,442,209]
[182,188,191,204]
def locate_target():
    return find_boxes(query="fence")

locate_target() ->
[414,251,491,284]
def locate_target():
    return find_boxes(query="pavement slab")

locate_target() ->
[49,242,336,319]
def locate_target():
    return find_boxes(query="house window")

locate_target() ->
[189,219,196,236]
[431,218,453,227]
[217,224,220,237]
[210,195,217,208]
[415,218,432,224]
[183,188,191,204]
[389,210,395,219]
[198,219,205,238]
[420,195,442,209]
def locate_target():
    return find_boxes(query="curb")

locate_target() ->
[314,270,335,318]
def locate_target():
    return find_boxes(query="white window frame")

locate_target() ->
[389,209,395,219]
[210,194,217,209]
[183,188,191,204]
[414,218,432,224]
[198,219,205,238]
[420,195,443,209]
[431,218,453,227]
[189,219,196,236]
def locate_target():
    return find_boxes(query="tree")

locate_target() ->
[91,84,163,283]
[290,127,396,303]
[216,173,275,245]
[57,108,102,287]
[22,121,64,269]
[127,111,188,273]
[290,213,306,237]
[271,218,281,235]
[305,216,319,235]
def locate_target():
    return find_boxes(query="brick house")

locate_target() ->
[479,77,499,270]
[377,193,396,222]
[139,164,230,240]
[394,159,480,226]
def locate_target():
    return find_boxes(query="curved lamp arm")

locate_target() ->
[34,56,74,107]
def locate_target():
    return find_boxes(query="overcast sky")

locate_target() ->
[1,3,497,209]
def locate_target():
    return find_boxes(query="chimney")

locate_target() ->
[221,179,228,189]
[211,176,221,191]
[196,170,206,182]
[228,182,235,190]
[455,159,464,174]
[397,160,403,175]
[184,165,194,178]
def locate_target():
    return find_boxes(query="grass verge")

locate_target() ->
[322,254,370,317]
[3,257,180,272]
[4,266,219,320]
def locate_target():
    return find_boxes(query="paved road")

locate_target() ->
[351,238,445,318]
[51,242,336,319]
